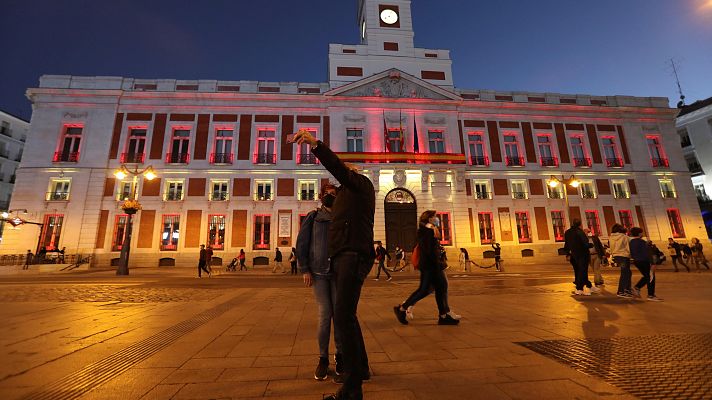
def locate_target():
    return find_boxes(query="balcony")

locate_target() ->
[120,153,145,164]
[613,192,630,200]
[161,243,178,251]
[505,156,525,167]
[548,191,563,199]
[651,158,669,168]
[254,153,277,164]
[606,158,624,168]
[164,192,183,201]
[210,153,234,164]
[334,152,466,164]
[573,157,592,167]
[470,156,490,167]
[255,192,273,201]
[299,192,317,201]
[297,154,318,165]
[53,151,80,163]
[210,192,229,201]
[474,191,491,200]
[540,157,559,167]
[512,192,528,200]
[46,192,70,201]
[166,152,190,164]
[581,192,596,199]
[661,191,677,199]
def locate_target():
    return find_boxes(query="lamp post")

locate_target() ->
[547,175,580,225]
[114,165,156,276]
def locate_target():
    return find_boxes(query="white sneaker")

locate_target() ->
[406,306,414,320]
[582,289,592,296]
[572,290,585,295]
[373,278,379,281]
[447,311,462,320]
[589,286,601,294]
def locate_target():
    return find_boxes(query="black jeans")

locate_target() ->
[402,267,450,315]
[572,255,592,291]
[198,261,210,277]
[332,252,372,394]
[634,261,655,296]
[615,257,632,294]
[375,260,391,279]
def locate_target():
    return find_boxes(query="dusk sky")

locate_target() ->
[1,0,711,120]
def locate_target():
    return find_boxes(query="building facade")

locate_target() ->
[1,0,707,266]
[676,96,712,237]
[0,110,29,240]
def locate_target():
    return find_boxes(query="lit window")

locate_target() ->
[122,127,147,163]
[436,212,452,245]
[515,211,532,243]
[504,134,524,166]
[298,180,318,201]
[255,180,273,201]
[585,210,601,236]
[112,214,129,251]
[473,180,490,200]
[618,210,633,231]
[667,209,685,238]
[207,214,226,250]
[511,180,528,200]
[47,178,71,201]
[468,132,489,166]
[347,129,364,152]
[659,179,676,199]
[116,181,136,201]
[647,135,668,167]
[254,215,271,249]
[211,128,234,164]
[39,214,64,251]
[164,180,184,201]
[570,135,591,167]
[255,129,276,164]
[537,135,558,166]
[54,125,82,162]
[478,212,495,244]
[167,128,190,164]
[602,136,623,167]
[547,184,564,199]
[210,180,229,201]
[580,181,596,199]
[612,180,629,199]
[161,214,180,251]
[428,131,445,154]
[297,129,318,164]
[551,210,566,242]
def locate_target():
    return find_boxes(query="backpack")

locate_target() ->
[411,244,420,270]
[682,244,693,256]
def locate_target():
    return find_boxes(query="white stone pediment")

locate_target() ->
[326,69,461,101]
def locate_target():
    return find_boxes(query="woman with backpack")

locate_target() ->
[690,238,710,271]
[393,210,460,326]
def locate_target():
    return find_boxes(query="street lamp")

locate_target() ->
[547,175,580,225]
[113,165,157,276]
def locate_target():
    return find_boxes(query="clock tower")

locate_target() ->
[329,0,454,89]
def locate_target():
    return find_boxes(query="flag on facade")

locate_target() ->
[383,111,389,152]
[413,114,420,153]
[399,109,405,152]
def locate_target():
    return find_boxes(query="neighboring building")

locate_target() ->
[0,110,29,239]
[676,96,712,237]
[1,0,707,267]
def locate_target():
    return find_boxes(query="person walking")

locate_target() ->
[667,238,690,272]
[289,247,298,275]
[585,228,606,287]
[238,249,247,271]
[492,243,502,271]
[293,129,374,400]
[564,219,599,296]
[630,227,662,301]
[394,210,460,326]
[690,238,710,271]
[394,245,405,271]
[374,241,392,281]
[272,248,285,273]
[198,244,211,278]
[205,245,214,273]
[609,224,633,298]
[23,250,33,270]
[296,183,344,381]
[459,248,470,272]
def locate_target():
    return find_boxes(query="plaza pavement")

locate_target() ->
[0,262,710,400]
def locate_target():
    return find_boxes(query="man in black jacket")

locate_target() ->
[293,129,375,400]
[564,219,596,295]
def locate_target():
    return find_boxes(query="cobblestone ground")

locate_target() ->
[0,264,710,400]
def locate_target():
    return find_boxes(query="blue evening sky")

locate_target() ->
[1,0,711,120]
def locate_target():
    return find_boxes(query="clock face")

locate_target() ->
[380,9,398,25]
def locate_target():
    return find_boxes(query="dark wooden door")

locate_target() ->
[385,203,417,252]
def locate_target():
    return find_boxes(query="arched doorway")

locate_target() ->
[384,189,417,252]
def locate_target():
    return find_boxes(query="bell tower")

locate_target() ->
[329,0,454,89]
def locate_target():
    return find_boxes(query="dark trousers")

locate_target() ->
[615,256,632,294]
[291,261,298,275]
[375,260,391,279]
[402,267,450,315]
[571,255,592,291]
[239,259,247,270]
[634,261,655,296]
[671,255,689,271]
[198,260,210,277]
[332,252,372,395]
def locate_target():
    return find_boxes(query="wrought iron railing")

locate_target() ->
[505,156,525,167]
[53,151,80,162]
[165,152,190,164]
